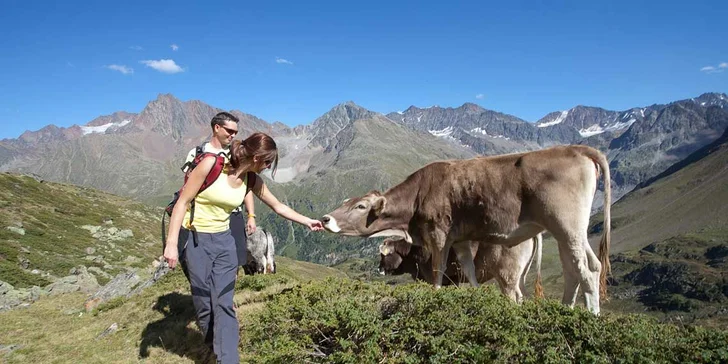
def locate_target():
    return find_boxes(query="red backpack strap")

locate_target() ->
[198,154,226,194]
[186,153,226,229]
[185,152,225,194]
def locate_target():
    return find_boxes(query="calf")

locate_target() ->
[243,229,276,275]
[323,145,611,314]
[379,234,543,303]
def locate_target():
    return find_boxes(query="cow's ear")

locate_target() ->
[371,195,387,217]
[379,242,391,255]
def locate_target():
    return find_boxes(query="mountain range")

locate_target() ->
[1,92,727,264]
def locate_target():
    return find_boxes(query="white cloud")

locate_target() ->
[171,44,179,51]
[475,93,485,100]
[105,64,134,75]
[701,63,725,73]
[140,59,184,74]
[275,57,293,65]
[129,45,143,51]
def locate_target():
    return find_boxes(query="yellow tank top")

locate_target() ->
[183,168,248,233]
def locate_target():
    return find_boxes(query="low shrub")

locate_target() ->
[240,277,728,363]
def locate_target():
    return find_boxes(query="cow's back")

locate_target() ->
[410,145,602,241]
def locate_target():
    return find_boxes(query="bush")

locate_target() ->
[240,277,728,363]
[236,274,291,292]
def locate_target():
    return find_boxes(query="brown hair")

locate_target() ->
[229,132,279,179]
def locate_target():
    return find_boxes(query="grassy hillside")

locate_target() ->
[598,128,728,254]
[2,270,726,363]
[0,257,346,363]
[0,173,162,289]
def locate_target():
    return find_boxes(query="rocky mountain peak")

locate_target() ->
[691,92,728,108]
[308,101,380,148]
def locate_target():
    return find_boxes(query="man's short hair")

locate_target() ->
[210,112,240,128]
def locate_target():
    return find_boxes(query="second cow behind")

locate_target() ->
[378,235,543,303]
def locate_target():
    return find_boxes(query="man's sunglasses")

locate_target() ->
[219,125,237,136]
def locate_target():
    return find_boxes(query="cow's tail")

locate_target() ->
[533,233,544,299]
[582,147,612,301]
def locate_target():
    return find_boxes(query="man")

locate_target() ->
[178,111,256,279]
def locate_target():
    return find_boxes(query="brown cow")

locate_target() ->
[322,145,611,314]
[378,234,543,303]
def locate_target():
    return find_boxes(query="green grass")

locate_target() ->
[0,173,162,288]
[0,255,348,363]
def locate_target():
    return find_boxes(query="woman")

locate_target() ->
[164,132,323,363]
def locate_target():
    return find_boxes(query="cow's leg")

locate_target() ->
[427,231,450,289]
[452,242,479,287]
[430,247,448,289]
[581,238,602,313]
[554,230,601,314]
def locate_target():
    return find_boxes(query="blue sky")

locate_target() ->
[0,0,726,139]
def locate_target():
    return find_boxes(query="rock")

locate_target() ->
[84,271,140,311]
[81,225,101,235]
[103,218,113,225]
[46,266,99,295]
[5,226,25,236]
[18,257,30,270]
[0,281,14,294]
[30,269,40,275]
[63,308,83,315]
[107,227,119,236]
[29,286,48,301]
[13,289,31,302]
[0,344,23,357]
[0,288,25,309]
[45,282,80,295]
[20,246,30,253]
[117,229,133,239]
[96,323,118,340]
[87,267,113,280]
[129,262,171,296]
[86,247,96,255]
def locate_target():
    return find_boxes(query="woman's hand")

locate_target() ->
[306,218,325,232]
[246,217,257,235]
[164,242,179,269]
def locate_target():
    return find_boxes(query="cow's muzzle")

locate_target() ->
[322,215,341,233]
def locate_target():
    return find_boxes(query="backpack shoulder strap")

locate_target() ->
[180,142,208,172]
[196,153,226,194]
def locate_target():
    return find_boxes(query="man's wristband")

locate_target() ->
[247,213,256,219]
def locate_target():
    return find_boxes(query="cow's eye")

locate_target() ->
[356,204,366,210]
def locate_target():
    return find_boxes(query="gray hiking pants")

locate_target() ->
[185,230,239,364]
[180,212,247,270]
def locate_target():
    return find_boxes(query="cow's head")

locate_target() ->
[378,238,412,275]
[322,191,388,236]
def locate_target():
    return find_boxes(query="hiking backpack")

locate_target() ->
[160,144,256,253]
